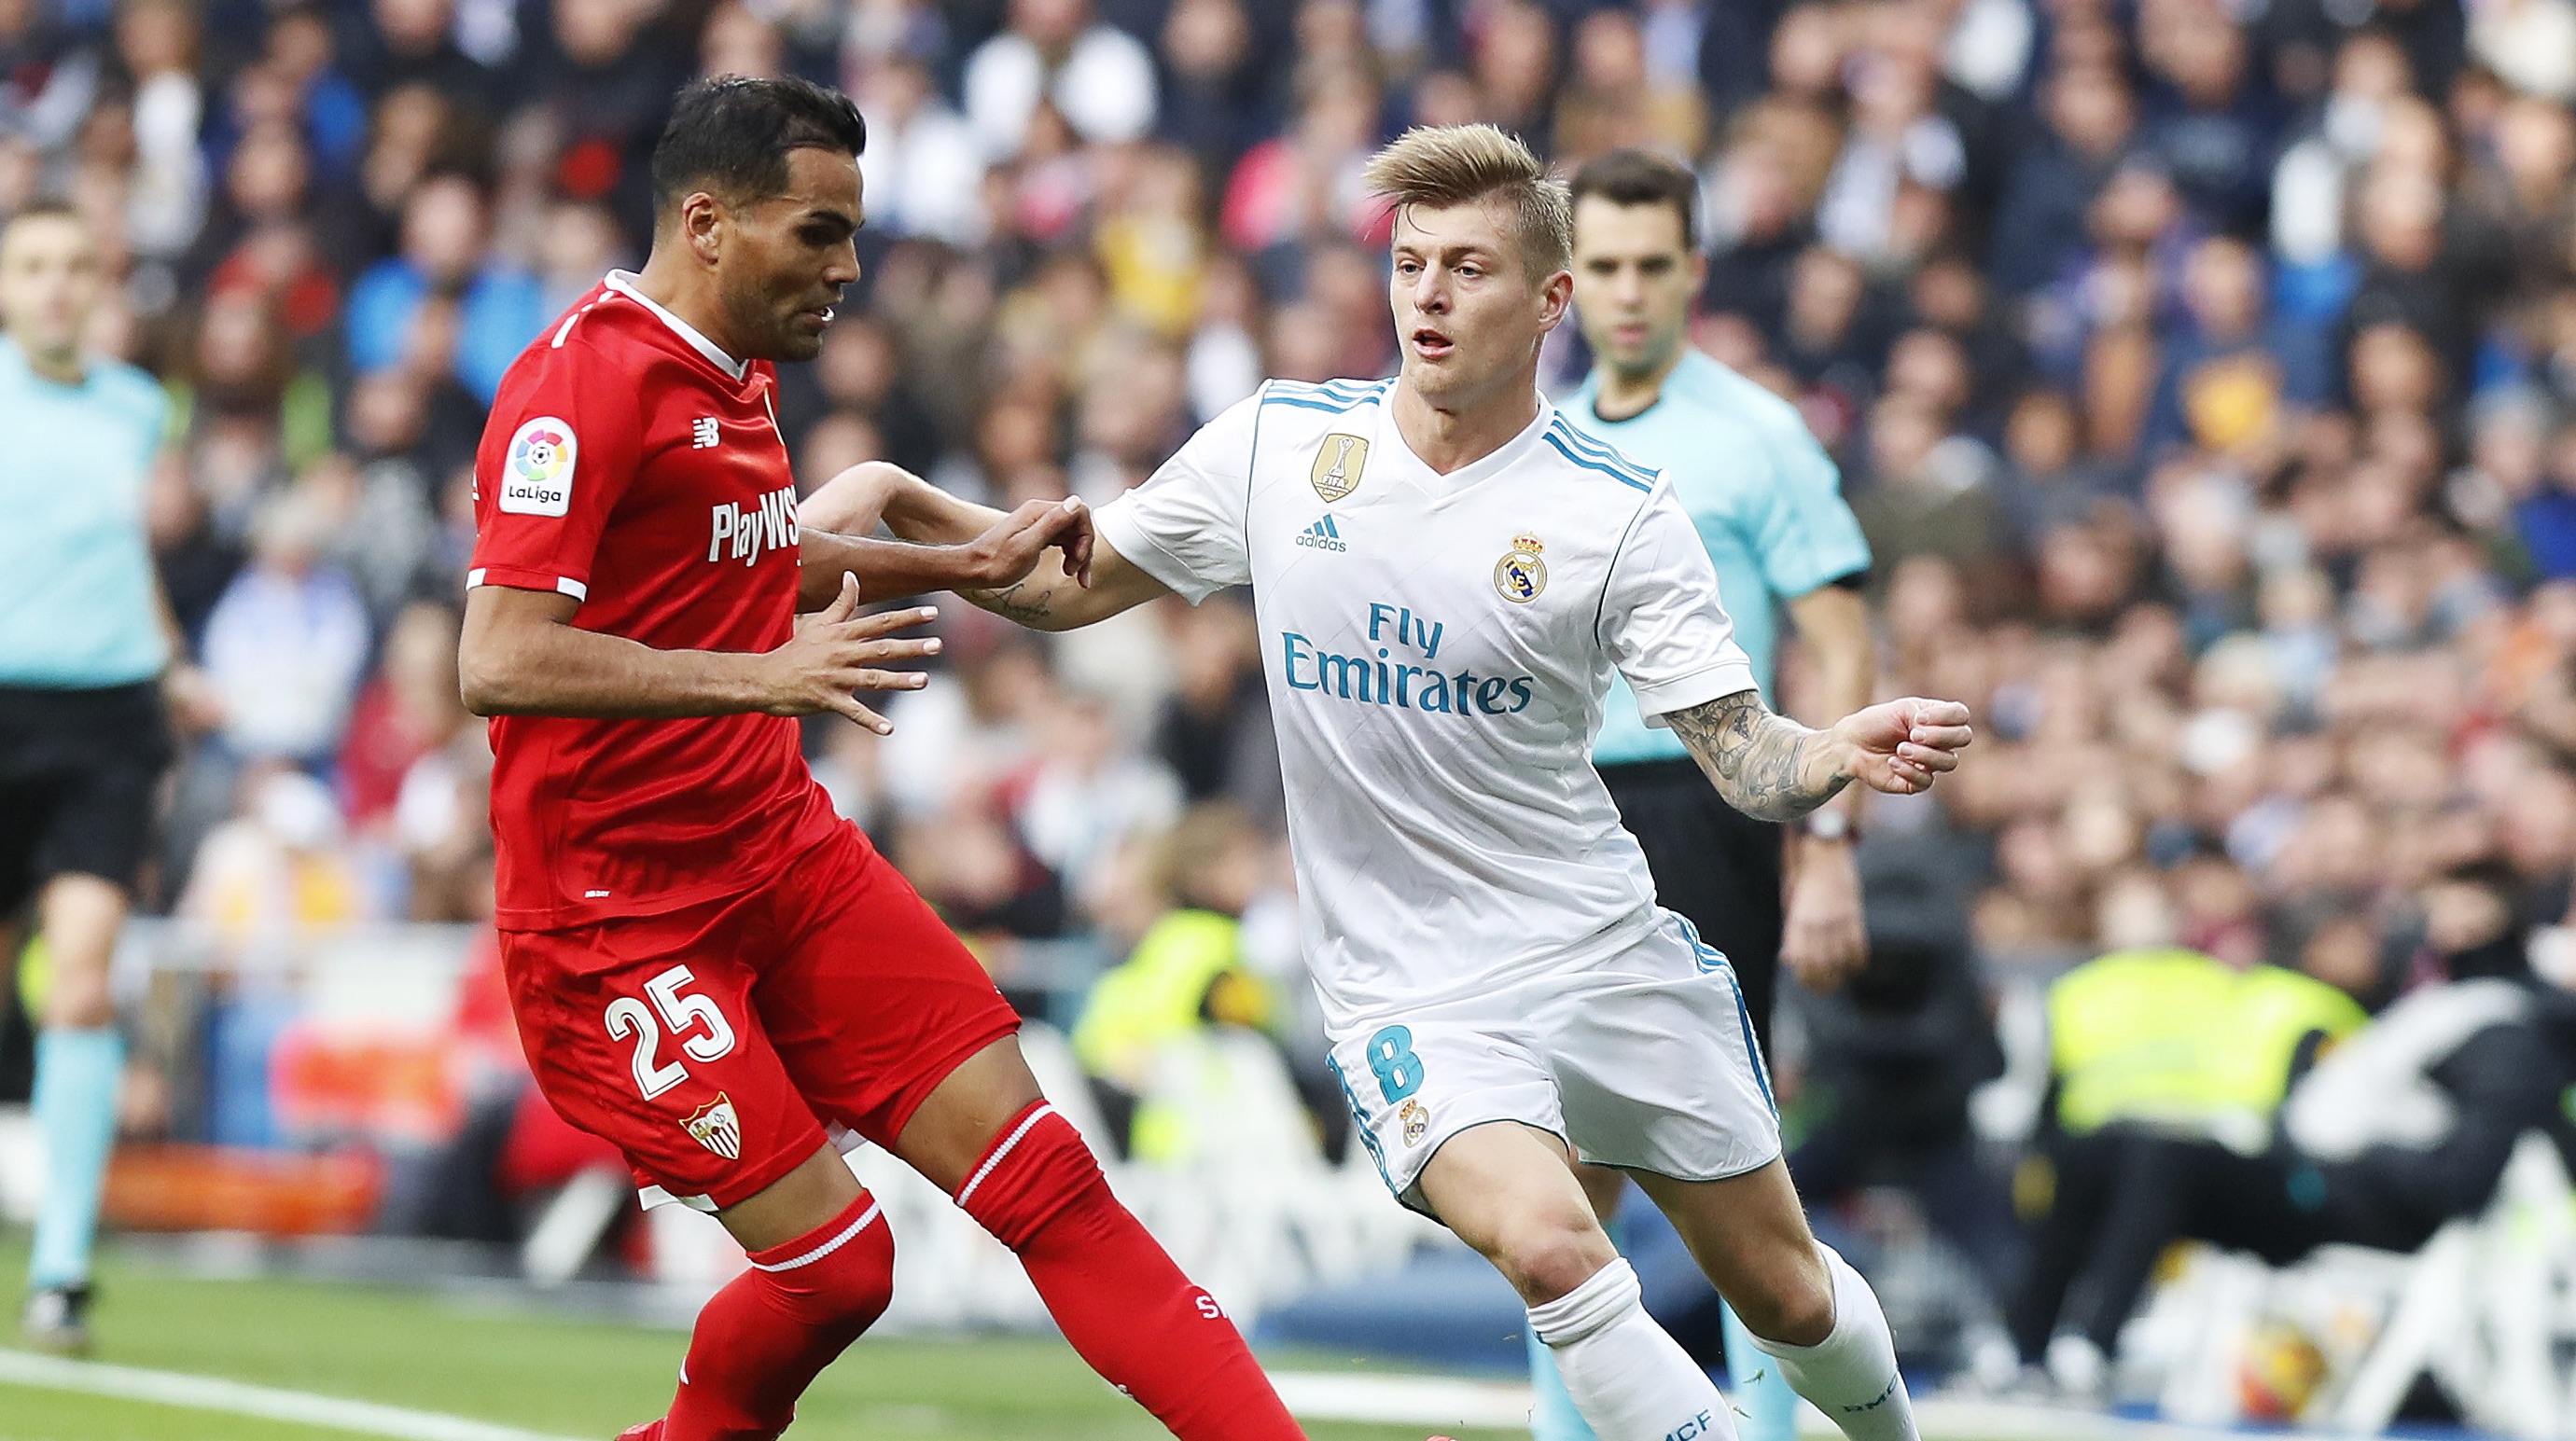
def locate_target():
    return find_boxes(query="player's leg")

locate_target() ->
[1599,760,1799,1439]
[759,831,1304,1441]
[641,1144,896,1441]
[500,909,897,1441]
[23,872,123,1348]
[1417,1122,1736,1441]
[1635,1162,1918,1441]
[1526,1165,1626,1441]
[17,719,160,1351]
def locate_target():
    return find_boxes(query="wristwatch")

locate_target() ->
[1801,809,1854,843]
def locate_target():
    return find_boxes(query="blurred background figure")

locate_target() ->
[0,201,190,1351]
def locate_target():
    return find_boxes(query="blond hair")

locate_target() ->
[1362,124,1572,282]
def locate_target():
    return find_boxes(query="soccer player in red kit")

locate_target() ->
[456,76,1310,1441]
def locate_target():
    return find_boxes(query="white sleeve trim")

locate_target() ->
[1636,658,1761,727]
[1095,504,1220,604]
[462,569,589,602]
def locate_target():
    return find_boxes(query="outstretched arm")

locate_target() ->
[802,462,1171,630]
[796,493,1095,612]
[1664,689,1972,823]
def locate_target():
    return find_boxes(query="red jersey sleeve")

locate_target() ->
[468,338,648,602]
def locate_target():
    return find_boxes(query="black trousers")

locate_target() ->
[1600,757,1786,1056]
[2010,1128,2334,1360]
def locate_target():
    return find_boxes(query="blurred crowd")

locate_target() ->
[16,0,2576,1381]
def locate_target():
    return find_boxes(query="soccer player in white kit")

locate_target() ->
[807,125,1971,1441]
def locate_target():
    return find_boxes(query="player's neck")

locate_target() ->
[13,336,84,386]
[628,252,748,367]
[1589,343,1688,423]
[1390,369,1541,476]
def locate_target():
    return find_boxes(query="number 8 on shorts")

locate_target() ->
[1368,1025,1423,1103]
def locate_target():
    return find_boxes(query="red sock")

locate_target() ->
[657,1191,895,1441]
[955,1102,1305,1440]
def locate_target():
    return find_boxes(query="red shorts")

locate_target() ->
[498,821,1021,1212]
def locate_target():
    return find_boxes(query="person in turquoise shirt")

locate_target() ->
[0,201,202,1354]
[1523,150,1879,1441]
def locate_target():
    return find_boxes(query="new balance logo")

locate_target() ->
[1295,515,1348,552]
[692,417,720,449]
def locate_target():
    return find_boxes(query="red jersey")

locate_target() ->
[469,272,841,930]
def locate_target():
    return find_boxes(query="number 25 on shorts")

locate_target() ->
[1368,1024,1423,1104]
[604,963,739,1099]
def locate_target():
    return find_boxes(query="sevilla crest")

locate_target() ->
[683,1092,743,1160]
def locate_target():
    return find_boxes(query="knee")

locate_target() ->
[1484,1210,1619,1306]
[42,963,113,1030]
[954,1102,1105,1251]
[765,1199,896,1331]
[799,461,904,535]
[1736,1247,1837,1349]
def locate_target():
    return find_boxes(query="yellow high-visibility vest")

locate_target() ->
[2049,948,2367,1136]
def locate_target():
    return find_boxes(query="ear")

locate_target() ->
[678,190,726,267]
[1536,268,1574,333]
[1687,248,1709,303]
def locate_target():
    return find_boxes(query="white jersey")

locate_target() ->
[1095,378,1757,1034]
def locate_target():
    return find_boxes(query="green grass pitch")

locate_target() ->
[0,1234,1524,1441]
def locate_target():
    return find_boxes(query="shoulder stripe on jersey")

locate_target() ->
[550,300,602,349]
[1548,416,1656,486]
[1267,393,1378,416]
[1549,415,1650,473]
[1541,430,1653,491]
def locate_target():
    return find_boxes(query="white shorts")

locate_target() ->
[1324,911,1781,1212]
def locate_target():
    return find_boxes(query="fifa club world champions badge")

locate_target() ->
[1311,433,1369,502]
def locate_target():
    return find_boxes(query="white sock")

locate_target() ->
[1526,1258,1736,1441]
[1748,1245,1919,1441]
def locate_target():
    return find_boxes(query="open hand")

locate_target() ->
[963,496,1093,589]
[1831,697,1972,796]
[759,574,941,732]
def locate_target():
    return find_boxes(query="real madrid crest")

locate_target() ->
[1399,1099,1429,1146]
[1310,433,1370,502]
[1494,532,1548,603]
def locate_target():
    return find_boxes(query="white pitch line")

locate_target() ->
[1270,1370,1537,1427]
[2,1348,2375,1441]
[1266,1372,2383,1440]
[0,1348,589,1441]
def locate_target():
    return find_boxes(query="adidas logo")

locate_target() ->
[1295,514,1348,552]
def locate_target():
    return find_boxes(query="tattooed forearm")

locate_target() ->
[1665,689,1851,823]
[962,579,1058,628]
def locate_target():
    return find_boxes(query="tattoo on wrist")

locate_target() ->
[1665,690,1849,823]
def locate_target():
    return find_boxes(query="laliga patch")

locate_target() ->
[498,416,577,517]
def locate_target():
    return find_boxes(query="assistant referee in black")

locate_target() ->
[0,201,202,1353]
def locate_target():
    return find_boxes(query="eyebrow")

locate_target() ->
[1393,239,1502,261]
[795,207,859,239]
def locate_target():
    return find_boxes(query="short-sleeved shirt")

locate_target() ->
[0,339,171,687]
[1094,378,1757,1032]
[469,270,836,931]
[1569,351,1871,766]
